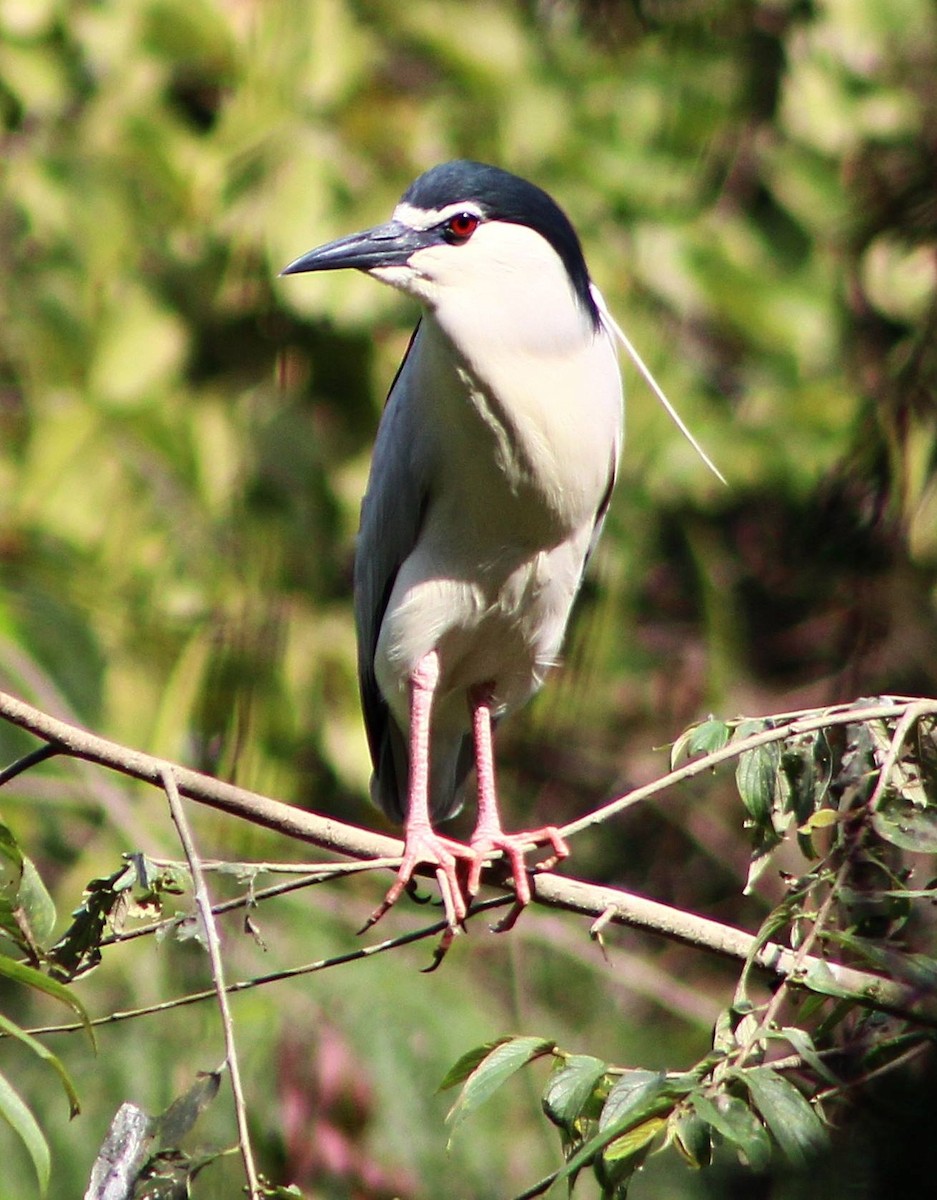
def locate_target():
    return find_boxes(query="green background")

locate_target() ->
[1,0,935,1196]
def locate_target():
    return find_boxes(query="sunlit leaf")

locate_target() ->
[0,954,93,1041]
[15,856,57,948]
[445,1037,555,1139]
[0,1070,50,1196]
[548,1071,684,1193]
[0,1011,80,1117]
[542,1055,608,1131]
[603,1114,667,1163]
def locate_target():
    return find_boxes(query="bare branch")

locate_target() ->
[2,688,937,1028]
[159,766,261,1199]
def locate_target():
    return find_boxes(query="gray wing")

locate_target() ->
[353,322,430,822]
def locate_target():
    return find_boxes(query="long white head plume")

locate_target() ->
[591,284,727,487]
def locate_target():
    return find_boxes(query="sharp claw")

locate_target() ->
[467,824,570,906]
[360,830,475,935]
[491,901,525,933]
[422,924,459,972]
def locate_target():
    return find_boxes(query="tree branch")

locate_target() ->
[2,688,936,1028]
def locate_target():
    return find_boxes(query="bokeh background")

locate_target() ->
[1,0,936,1196]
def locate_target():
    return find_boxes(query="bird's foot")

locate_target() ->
[466,824,570,906]
[360,828,475,934]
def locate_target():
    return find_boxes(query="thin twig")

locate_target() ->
[20,897,512,1039]
[102,868,388,947]
[2,689,937,1024]
[160,765,261,1200]
[0,742,61,787]
[867,698,934,812]
[560,698,937,838]
[814,1038,933,1104]
[734,856,851,1071]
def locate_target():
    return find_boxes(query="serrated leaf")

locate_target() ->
[0,1011,80,1116]
[445,1036,554,1139]
[734,1066,828,1166]
[0,1069,50,1195]
[542,1055,607,1131]
[872,794,937,851]
[690,1092,771,1171]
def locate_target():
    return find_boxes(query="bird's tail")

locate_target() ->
[370,724,473,826]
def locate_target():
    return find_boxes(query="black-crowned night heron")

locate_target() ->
[283,160,623,933]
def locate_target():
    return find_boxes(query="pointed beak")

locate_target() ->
[280,220,425,276]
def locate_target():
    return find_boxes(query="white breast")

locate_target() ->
[373,290,622,738]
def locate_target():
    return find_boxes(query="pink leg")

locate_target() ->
[466,685,570,907]
[364,651,472,932]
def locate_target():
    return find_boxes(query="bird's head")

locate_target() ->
[281,161,600,340]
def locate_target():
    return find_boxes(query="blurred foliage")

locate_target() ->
[0,0,936,1196]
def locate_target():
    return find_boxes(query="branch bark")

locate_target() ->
[2,687,936,1028]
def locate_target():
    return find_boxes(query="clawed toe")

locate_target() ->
[467,824,570,906]
[361,829,475,935]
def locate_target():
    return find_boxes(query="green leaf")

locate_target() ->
[16,855,57,948]
[690,1092,771,1171]
[734,1066,828,1166]
[671,1108,712,1167]
[600,1071,666,1131]
[799,958,857,1002]
[798,808,840,832]
[0,1069,50,1195]
[0,1011,80,1116]
[603,1115,667,1163]
[737,741,781,825]
[0,953,94,1043]
[438,1038,513,1091]
[772,1027,840,1087]
[542,1055,608,1131]
[549,1071,683,1193]
[445,1036,554,1139]
[872,793,937,852]
[671,718,731,767]
[154,1068,223,1149]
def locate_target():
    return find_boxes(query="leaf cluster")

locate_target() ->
[443,701,937,1198]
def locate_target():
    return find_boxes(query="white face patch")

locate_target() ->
[393,200,486,232]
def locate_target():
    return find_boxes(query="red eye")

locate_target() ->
[443,212,480,243]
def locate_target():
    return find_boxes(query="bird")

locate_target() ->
[282,160,623,934]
